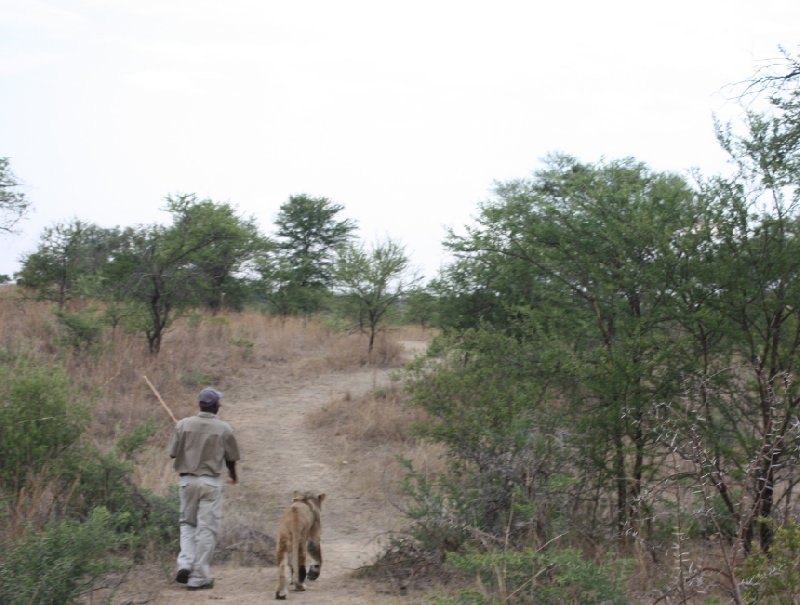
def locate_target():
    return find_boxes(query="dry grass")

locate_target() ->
[305,382,446,496]
[0,284,433,510]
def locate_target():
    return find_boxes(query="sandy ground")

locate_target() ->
[111,341,429,605]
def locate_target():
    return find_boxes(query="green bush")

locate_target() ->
[61,425,178,554]
[77,454,178,553]
[400,458,470,553]
[431,546,631,605]
[0,507,129,605]
[738,519,800,604]
[54,307,105,353]
[405,328,570,543]
[0,362,87,491]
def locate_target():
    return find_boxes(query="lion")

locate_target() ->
[274,490,325,599]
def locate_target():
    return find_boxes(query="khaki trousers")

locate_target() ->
[177,475,224,588]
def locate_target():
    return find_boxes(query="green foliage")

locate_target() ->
[420,144,800,556]
[230,338,255,360]
[401,286,441,328]
[406,327,569,539]
[165,194,266,312]
[0,156,31,234]
[334,238,418,355]
[0,362,88,491]
[114,420,157,461]
[182,368,213,387]
[0,360,174,553]
[738,519,800,604]
[259,193,356,314]
[55,425,178,553]
[0,507,129,605]
[17,220,123,308]
[88,194,263,353]
[430,547,631,605]
[399,457,470,552]
[54,306,105,354]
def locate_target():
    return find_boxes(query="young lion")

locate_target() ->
[274,490,325,599]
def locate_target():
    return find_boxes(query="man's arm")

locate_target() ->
[226,460,237,484]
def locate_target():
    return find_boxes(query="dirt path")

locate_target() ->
[132,346,425,604]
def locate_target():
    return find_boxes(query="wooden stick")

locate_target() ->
[143,375,178,424]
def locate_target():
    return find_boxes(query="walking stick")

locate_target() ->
[143,375,178,425]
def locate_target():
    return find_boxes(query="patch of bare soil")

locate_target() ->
[111,341,431,605]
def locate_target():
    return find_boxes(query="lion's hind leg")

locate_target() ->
[275,534,289,600]
[307,539,321,581]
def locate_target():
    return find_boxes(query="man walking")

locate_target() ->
[168,387,240,590]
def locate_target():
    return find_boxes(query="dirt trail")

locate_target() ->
[132,344,425,605]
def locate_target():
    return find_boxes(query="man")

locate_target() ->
[168,386,240,591]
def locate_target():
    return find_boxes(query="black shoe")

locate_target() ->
[187,580,214,591]
[175,569,190,584]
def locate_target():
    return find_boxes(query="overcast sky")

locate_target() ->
[2,0,798,280]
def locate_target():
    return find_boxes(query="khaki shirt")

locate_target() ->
[168,412,241,477]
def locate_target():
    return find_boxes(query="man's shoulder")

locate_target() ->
[179,413,235,434]
[217,418,235,433]
[200,413,235,432]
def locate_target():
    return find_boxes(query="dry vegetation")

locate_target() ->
[305,382,446,497]
[0,285,438,543]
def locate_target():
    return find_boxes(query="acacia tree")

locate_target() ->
[165,195,266,312]
[267,194,356,314]
[334,238,418,356]
[102,196,252,354]
[433,154,699,542]
[17,220,122,308]
[666,49,800,557]
[0,157,31,235]
[666,181,800,560]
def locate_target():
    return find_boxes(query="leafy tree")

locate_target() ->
[100,225,198,354]
[165,194,266,312]
[402,286,441,329]
[438,154,698,541]
[16,220,122,308]
[334,238,418,356]
[94,195,263,352]
[664,50,800,554]
[0,157,31,234]
[269,194,356,313]
[253,248,297,315]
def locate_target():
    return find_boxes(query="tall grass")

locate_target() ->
[0,285,425,520]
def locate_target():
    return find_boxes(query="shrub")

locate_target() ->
[0,507,128,605]
[738,519,800,604]
[431,546,631,605]
[61,424,178,554]
[0,362,87,491]
[54,307,105,354]
[405,328,562,540]
[400,458,470,553]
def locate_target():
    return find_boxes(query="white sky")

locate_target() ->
[1,0,798,280]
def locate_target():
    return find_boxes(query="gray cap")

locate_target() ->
[198,387,223,406]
